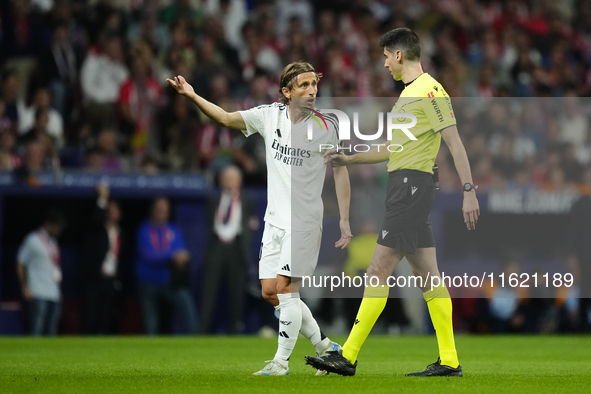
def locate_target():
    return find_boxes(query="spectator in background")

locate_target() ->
[0,100,12,130]
[39,22,82,118]
[200,166,258,334]
[0,127,22,171]
[481,260,528,333]
[559,94,588,147]
[118,55,163,163]
[129,38,170,88]
[159,94,200,171]
[232,70,272,185]
[18,88,64,147]
[96,129,122,172]
[14,140,58,185]
[139,155,160,175]
[81,183,124,334]
[561,144,584,183]
[84,147,106,172]
[85,0,122,44]
[38,131,60,168]
[126,9,170,58]
[159,22,196,74]
[160,0,206,34]
[1,0,41,97]
[16,209,66,336]
[80,33,129,129]
[205,0,248,50]
[1,70,25,125]
[20,107,51,144]
[135,197,197,335]
[471,157,500,192]
[239,20,282,80]
[1,0,41,58]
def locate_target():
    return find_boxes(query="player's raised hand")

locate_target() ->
[323,150,348,167]
[166,75,195,98]
[463,192,480,230]
[335,219,352,249]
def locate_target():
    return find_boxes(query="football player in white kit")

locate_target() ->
[167,62,352,376]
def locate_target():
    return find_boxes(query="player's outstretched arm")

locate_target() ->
[323,143,390,166]
[166,75,246,130]
[441,125,480,231]
[333,166,352,249]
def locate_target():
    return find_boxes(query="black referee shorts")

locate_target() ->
[377,169,436,254]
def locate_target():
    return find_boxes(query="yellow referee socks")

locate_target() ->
[424,283,459,368]
[342,285,389,363]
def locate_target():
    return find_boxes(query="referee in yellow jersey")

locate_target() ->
[306,27,480,377]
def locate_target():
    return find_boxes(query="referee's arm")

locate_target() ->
[441,125,480,230]
[323,143,390,166]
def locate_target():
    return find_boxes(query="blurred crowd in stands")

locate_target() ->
[0,0,590,190]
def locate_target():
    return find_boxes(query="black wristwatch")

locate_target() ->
[463,183,478,192]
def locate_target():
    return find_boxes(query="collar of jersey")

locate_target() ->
[286,105,312,124]
[404,72,426,88]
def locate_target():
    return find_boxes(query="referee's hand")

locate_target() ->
[463,191,480,230]
[323,149,347,167]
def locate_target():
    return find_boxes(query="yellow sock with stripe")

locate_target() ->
[424,283,459,368]
[342,285,389,363]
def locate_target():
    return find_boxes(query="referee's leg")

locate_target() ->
[406,247,459,368]
[341,244,404,363]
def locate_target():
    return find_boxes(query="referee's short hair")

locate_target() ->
[278,61,322,105]
[378,28,421,61]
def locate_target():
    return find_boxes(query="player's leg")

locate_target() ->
[299,300,336,354]
[270,228,310,370]
[292,227,336,356]
[273,275,302,365]
[253,224,290,375]
[305,171,428,375]
[253,274,296,376]
[259,222,280,308]
[405,247,462,376]
[341,244,404,363]
[304,244,403,376]
[261,279,278,307]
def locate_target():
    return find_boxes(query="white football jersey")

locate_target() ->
[239,103,341,231]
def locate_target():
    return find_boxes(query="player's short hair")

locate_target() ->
[378,28,421,62]
[278,61,322,105]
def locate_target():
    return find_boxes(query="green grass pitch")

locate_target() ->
[1,335,590,393]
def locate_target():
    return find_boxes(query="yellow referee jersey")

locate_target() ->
[387,73,456,174]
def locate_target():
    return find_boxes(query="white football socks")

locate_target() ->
[274,293,302,366]
[299,299,331,354]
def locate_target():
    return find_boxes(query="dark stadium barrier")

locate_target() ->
[0,172,580,334]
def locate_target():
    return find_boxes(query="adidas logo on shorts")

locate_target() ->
[281,264,290,271]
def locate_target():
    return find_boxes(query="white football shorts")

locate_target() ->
[258,221,322,279]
